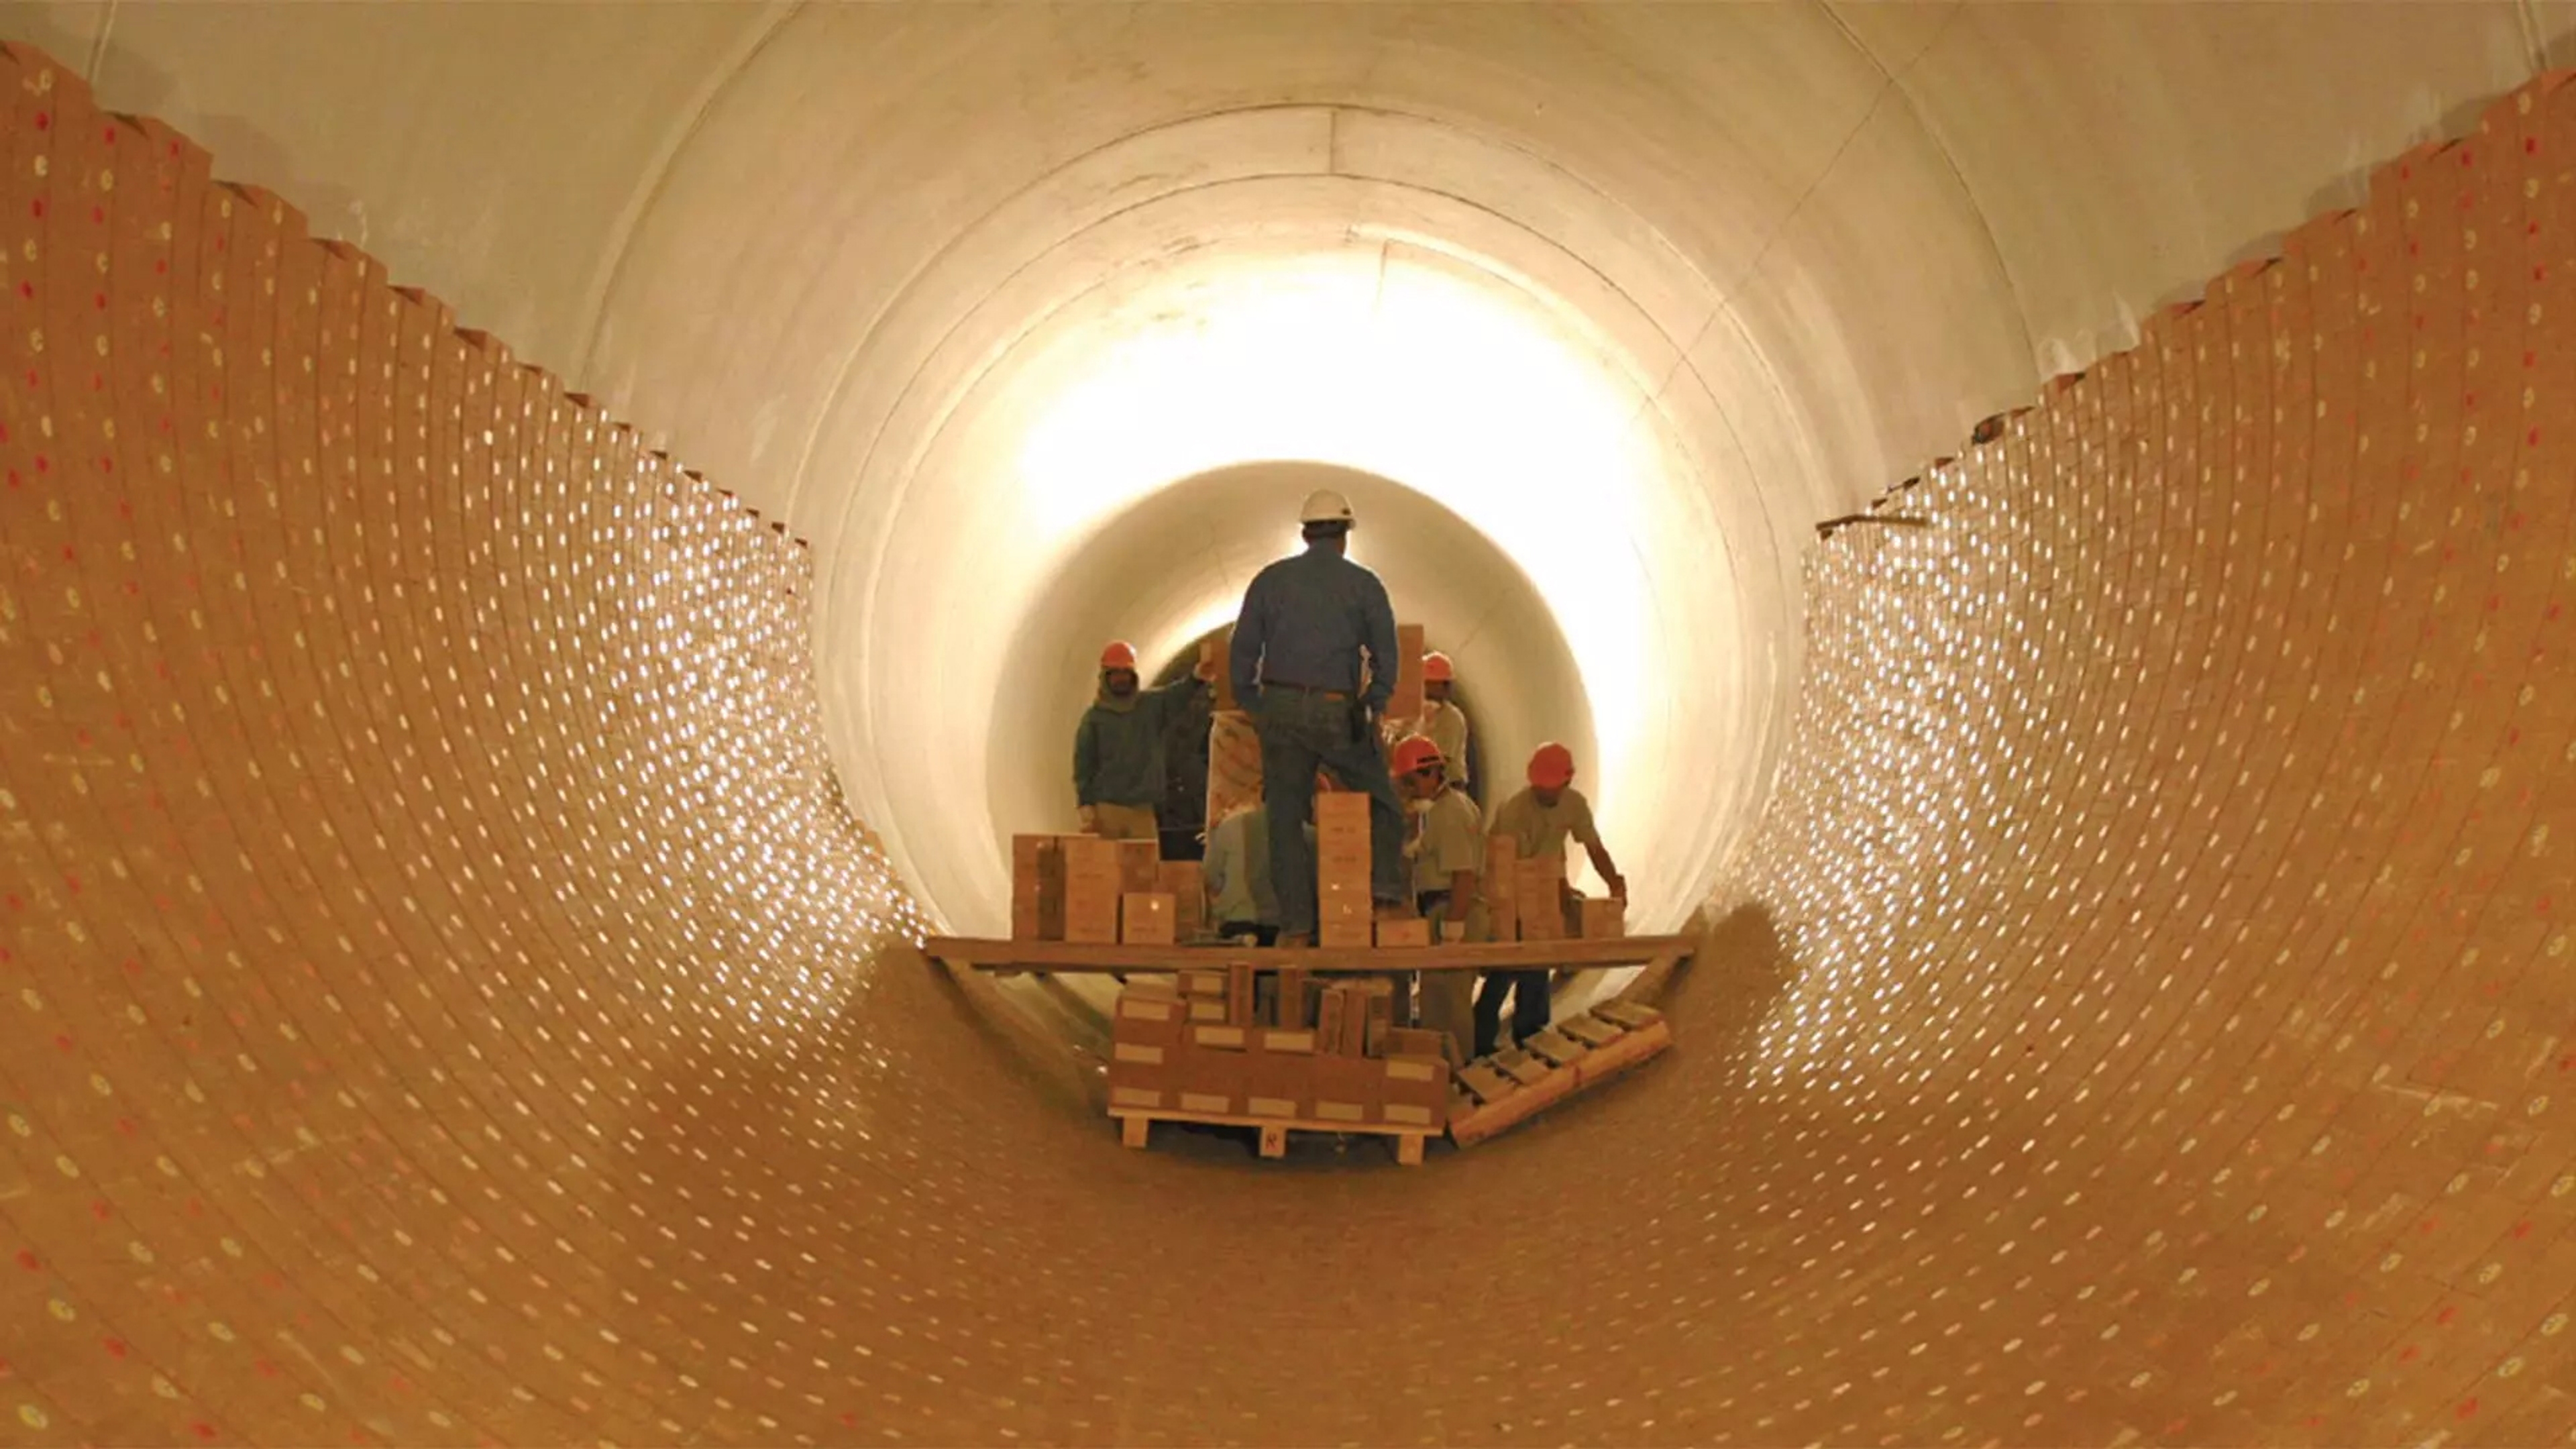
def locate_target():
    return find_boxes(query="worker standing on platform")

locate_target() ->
[1420,651,1474,802]
[1203,802,1279,947]
[1395,735,1483,1064]
[1477,741,1626,1056]
[1073,640,1211,840]
[1229,489,1411,947]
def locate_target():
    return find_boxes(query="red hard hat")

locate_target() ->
[1527,742,1576,789]
[1391,735,1445,775]
[1099,641,1138,672]
[1421,651,1454,683]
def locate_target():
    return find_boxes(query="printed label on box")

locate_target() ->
[1261,1030,1316,1054]
[1114,1042,1165,1065]
[1179,1091,1232,1114]
[1314,1101,1366,1124]
[1193,1025,1247,1049]
[1246,1096,1297,1119]
[1385,1057,1438,1083]
[1118,997,1177,1022]
[1383,1103,1437,1128]
[1110,1086,1165,1109]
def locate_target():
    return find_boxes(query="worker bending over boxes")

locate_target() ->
[1475,742,1628,1057]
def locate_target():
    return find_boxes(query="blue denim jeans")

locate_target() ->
[1250,688,1407,934]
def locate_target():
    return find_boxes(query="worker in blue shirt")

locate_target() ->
[1228,489,1411,945]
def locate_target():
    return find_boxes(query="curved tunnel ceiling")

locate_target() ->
[5,2,2576,1444]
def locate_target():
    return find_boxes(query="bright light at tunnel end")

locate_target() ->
[1006,244,1699,893]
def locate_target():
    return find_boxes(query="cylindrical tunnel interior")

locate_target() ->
[5,3,2576,1445]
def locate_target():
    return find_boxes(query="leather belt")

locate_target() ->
[1260,680,1350,700]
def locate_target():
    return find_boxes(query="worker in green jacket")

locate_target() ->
[1075,640,1212,839]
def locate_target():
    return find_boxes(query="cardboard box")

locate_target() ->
[1515,854,1568,942]
[1316,792,1372,829]
[1485,837,1519,941]
[1191,1023,1251,1052]
[1157,860,1205,936]
[1112,1038,1174,1069]
[1121,892,1177,945]
[1391,1046,1452,1129]
[1316,986,1350,1056]
[1386,1026,1444,1059]
[1173,1044,1246,1116]
[1275,967,1309,1028]
[1375,916,1430,949]
[1358,979,1394,1055]
[1107,1075,1171,1113]
[1382,1052,1449,1106]
[1116,838,1161,894]
[1226,960,1256,1025]
[1389,623,1427,724]
[1578,896,1625,939]
[1319,914,1373,951]
[1311,1054,1383,1125]
[1063,837,1122,943]
[1106,997,1177,1105]
[1010,834,1065,941]
[1242,1044,1312,1120]
[1112,987,1185,1050]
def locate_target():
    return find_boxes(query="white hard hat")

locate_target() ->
[1298,488,1356,526]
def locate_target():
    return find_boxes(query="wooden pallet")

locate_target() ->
[1112,1104,1433,1165]
[928,934,1693,975]
[1448,999,1673,1147]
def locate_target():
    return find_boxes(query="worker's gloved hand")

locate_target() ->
[1078,805,1098,833]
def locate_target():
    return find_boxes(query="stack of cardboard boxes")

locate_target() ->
[1484,839,1627,942]
[1315,792,1374,949]
[1107,966,1454,1134]
[1014,833,1208,946]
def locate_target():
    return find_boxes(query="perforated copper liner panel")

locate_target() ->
[3,38,2575,1449]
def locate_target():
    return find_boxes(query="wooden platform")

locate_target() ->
[926,934,1693,974]
[1449,1000,1674,1146]
[1112,1104,1433,1165]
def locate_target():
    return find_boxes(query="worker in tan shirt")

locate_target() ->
[1394,735,1483,1064]
[1478,741,1625,1055]
[1419,651,1474,801]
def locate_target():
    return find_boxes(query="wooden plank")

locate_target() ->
[924,934,1695,974]
[1524,1028,1591,1069]
[1558,1014,1623,1049]
[1456,1064,1518,1103]
[1594,998,1667,1032]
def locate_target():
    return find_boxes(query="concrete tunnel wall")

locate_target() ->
[1,4,2575,1444]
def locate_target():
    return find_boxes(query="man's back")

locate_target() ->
[1230,547,1399,706]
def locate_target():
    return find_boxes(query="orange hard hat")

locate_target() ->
[1099,641,1138,672]
[1527,742,1576,789]
[1391,735,1445,775]
[1421,651,1454,683]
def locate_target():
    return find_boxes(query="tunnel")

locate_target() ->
[2,3,2574,1444]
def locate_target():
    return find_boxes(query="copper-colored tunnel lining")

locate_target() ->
[5,9,2576,1448]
